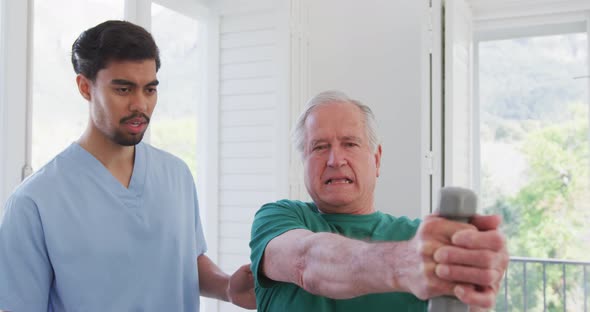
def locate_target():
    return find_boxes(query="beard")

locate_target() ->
[111,129,147,146]
[110,113,151,146]
[91,110,152,146]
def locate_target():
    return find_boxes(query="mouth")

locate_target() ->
[121,116,149,134]
[325,178,353,185]
[127,120,146,126]
[121,114,150,125]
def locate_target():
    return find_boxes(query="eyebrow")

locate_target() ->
[310,136,362,146]
[310,139,328,147]
[340,136,362,143]
[110,79,159,87]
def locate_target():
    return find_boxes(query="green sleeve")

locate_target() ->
[249,200,311,288]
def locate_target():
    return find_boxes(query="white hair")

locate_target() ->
[292,90,381,156]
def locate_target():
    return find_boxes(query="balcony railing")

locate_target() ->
[496,256,590,311]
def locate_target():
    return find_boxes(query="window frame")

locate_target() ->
[0,0,30,209]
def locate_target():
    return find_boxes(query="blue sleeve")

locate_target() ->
[193,183,207,256]
[0,193,53,312]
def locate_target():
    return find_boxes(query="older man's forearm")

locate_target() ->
[263,229,412,299]
[298,233,414,298]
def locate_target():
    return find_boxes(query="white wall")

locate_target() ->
[307,0,428,219]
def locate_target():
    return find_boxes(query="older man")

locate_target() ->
[250,90,508,311]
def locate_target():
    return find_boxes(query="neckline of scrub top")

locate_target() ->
[66,142,147,208]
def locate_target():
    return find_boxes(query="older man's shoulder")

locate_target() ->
[257,199,319,215]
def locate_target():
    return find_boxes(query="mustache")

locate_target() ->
[120,113,150,124]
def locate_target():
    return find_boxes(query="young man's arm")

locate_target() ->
[0,194,54,312]
[197,254,256,309]
[262,214,508,309]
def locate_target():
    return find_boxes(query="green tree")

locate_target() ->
[484,104,590,311]
[510,105,588,260]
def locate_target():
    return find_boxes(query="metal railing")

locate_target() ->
[497,257,590,311]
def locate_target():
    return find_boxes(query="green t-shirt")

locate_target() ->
[250,199,427,312]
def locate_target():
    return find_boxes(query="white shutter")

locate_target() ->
[443,0,474,188]
[215,1,290,311]
[287,0,311,202]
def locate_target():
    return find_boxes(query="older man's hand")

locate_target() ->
[399,214,508,311]
[433,214,509,310]
[400,215,476,300]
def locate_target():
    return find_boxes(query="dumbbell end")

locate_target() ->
[437,187,477,221]
[428,297,469,312]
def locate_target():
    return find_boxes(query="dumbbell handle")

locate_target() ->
[428,187,477,312]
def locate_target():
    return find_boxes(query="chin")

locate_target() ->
[113,133,145,146]
[320,197,355,208]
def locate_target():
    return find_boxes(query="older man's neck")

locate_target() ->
[318,202,376,215]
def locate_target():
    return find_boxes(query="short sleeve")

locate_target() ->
[192,184,207,256]
[0,193,53,311]
[249,201,310,288]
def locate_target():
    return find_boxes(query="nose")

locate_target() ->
[128,91,149,113]
[327,146,347,168]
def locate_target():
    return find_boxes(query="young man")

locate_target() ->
[250,90,509,311]
[0,20,255,311]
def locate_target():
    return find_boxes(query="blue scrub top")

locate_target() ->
[0,142,207,312]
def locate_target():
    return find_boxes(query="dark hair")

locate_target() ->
[71,20,161,81]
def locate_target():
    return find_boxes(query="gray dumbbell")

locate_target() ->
[428,187,477,312]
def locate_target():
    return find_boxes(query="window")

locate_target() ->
[31,0,123,170]
[477,26,589,311]
[150,3,201,181]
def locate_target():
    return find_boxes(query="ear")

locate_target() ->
[76,74,92,101]
[374,144,382,177]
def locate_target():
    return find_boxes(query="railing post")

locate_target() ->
[505,265,509,311]
[563,263,566,312]
[543,263,546,312]
[522,261,527,312]
[584,265,587,312]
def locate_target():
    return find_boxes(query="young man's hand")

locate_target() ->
[227,264,256,309]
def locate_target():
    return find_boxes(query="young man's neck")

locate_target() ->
[77,128,136,179]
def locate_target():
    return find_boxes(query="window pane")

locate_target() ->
[150,3,201,180]
[32,0,123,170]
[479,33,589,310]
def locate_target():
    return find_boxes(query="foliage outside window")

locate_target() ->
[479,33,589,311]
